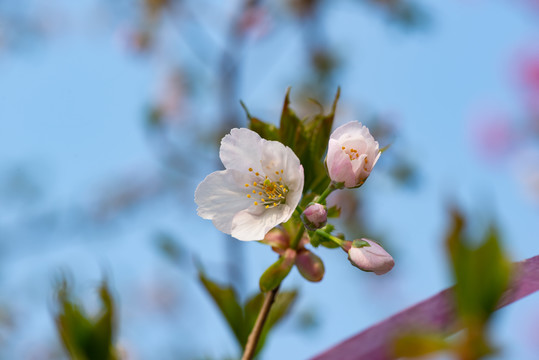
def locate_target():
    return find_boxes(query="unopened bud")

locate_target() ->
[261,229,290,254]
[347,239,394,275]
[301,203,327,231]
[295,249,325,282]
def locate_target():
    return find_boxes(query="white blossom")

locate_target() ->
[195,128,304,241]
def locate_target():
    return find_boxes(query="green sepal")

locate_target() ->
[352,239,369,248]
[308,230,320,248]
[319,238,340,249]
[326,205,341,218]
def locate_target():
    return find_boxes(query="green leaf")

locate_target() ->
[307,87,340,162]
[199,272,247,347]
[55,279,118,360]
[446,211,511,325]
[259,251,296,292]
[445,209,512,358]
[241,100,280,141]
[279,87,304,150]
[91,283,116,360]
[302,88,340,193]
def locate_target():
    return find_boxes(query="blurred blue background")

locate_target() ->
[1,0,539,359]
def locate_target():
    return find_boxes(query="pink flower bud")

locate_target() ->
[347,239,394,275]
[261,229,290,254]
[326,121,381,188]
[301,203,327,231]
[295,249,325,282]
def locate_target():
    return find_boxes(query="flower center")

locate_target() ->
[342,146,369,169]
[245,168,288,209]
[341,146,361,161]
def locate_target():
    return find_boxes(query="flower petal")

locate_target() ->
[220,128,264,172]
[326,122,380,187]
[195,169,254,235]
[231,205,295,241]
[331,121,373,142]
[348,239,394,275]
[327,139,357,187]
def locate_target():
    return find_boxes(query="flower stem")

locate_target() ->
[290,226,305,250]
[315,229,345,247]
[316,183,336,205]
[241,285,280,360]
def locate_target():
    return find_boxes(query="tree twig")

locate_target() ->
[242,285,280,360]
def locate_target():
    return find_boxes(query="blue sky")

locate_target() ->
[1,0,539,359]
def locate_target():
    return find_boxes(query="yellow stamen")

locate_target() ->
[245,184,249,187]
[253,182,257,186]
[275,171,279,175]
[254,201,258,205]
[252,190,256,193]
[265,205,269,209]
[247,194,251,198]
[342,146,345,150]
[255,172,259,176]
[249,168,253,172]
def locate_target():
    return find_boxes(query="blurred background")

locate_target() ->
[1,0,539,359]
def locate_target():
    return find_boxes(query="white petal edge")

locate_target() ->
[195,169,253,235]
[220,128,264,172]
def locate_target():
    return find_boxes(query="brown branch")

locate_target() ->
[242,285,280,360]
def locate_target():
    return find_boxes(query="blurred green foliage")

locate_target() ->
[447,210,512,359]
[199,271,297,358]
[394,209,512,359]
[55,279,118,360]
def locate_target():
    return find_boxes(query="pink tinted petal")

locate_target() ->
[327,140,356,186]
[302,203,327,230]
[348,239,394,275]
[326,122,380,187]
[330,121,368,141]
